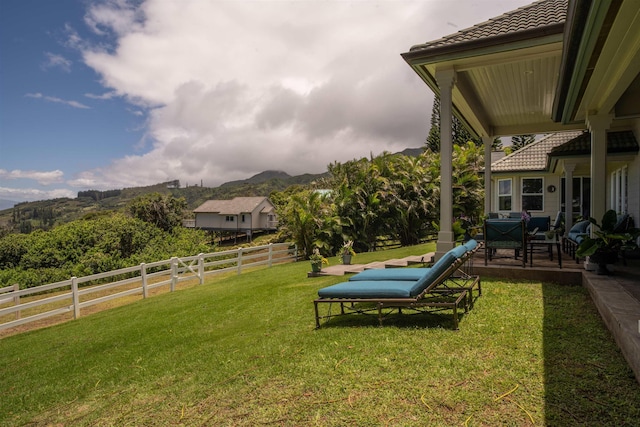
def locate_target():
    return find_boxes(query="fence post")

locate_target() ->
[198,253,204,285]
[171,257,178,291]
[141,263,148,298]
[71,277,80,319]
[294,244,298,261]
[12,283,20,320]
[268,243,273,267]
[237,248,243,274]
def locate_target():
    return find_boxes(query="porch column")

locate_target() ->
[483,135,494,216]
[563,162,576,233]
[586,113,612,226]
[435,68,456,259]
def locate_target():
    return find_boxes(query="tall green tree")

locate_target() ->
[127,193,187,232]
[426,96,441,151]
[511,134,536,151]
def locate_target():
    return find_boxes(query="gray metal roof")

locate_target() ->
[194,197,272,215]
[491,131,583,172]
[409,0,567,52]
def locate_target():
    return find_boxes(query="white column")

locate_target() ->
[586,114,612,226]
[435,68,456,259]
[483,135,494,216]
[563,163,576,233]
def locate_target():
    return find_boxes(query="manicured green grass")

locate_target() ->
[1,243,639,426]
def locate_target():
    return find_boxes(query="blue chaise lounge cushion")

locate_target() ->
[348,244,470,282]
[319,251,459,299]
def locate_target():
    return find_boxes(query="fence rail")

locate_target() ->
[0,243,297,332]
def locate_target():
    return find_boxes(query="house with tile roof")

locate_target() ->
[402,0,640,257]
[489,130,638,231]
[193,197,278,239]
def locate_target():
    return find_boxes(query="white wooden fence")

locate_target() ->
[0,243,297,332]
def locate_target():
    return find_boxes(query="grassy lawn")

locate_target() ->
[1,243,639,426]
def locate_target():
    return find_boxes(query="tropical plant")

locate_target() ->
[308,248,328,265]
[576,209,638,274]
[127,193,187,232]
[336,240,356,257]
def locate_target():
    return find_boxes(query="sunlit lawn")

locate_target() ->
[1,243,639,426]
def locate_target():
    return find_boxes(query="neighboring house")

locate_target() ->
[193,197,278,238]
[402,0,640,255]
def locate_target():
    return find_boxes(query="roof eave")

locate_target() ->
[402,23,565,63]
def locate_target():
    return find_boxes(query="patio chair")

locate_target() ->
[314,245,480,329]
[484,219,527,267]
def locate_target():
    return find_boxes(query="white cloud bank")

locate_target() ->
[66,0,531,191]
[0,169,65,185]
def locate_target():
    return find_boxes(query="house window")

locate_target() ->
[611,166,628,214]
[521,178,543,211]
[497,179,512,211]
[225,215,235,222]
[241,214,246,223]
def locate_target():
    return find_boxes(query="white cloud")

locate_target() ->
[71,0,532,190]
[42,52,72,72]
[85,90,118,100]
[0,186,75,203]
[0,169,65,185]
[25,92,91,109]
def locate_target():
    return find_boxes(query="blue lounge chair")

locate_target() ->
[348,240,478,282]
[314,244,481,329]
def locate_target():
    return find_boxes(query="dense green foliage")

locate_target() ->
[127,193,187,232]
[0,211,210,289]
[274,145,484,258]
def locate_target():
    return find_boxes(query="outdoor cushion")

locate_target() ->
[463,239,478,252]
[349,245,466,282]
[349,268,428,282]
[568,220,590,242]
[321,251,459,298]
[408,251,457,296]
[317,280,416,298]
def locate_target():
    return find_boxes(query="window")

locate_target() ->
[611,166,628,214]
[241,214,246,223]
[498,179,512,211]
[225,215,235,222]
[521,178,543,211]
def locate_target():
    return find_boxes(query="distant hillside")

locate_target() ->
[220,170,293,187]
[399,147,424,157]
[0,171,327,233]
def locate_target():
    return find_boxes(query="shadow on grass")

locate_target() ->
[315,306,462,330]
[543,282,640,425]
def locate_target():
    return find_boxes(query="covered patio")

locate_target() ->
[402,0,640,383]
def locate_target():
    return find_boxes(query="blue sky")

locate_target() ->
[0,0,531,204]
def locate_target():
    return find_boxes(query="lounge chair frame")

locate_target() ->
[314,252,480,330]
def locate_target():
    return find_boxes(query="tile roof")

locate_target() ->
[491,131,584,172]
[194,197,271,214]
[409,0,567,51]
[549,130,639,156]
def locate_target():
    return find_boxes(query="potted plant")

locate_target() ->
[576,210,638,275]
[309,249,329,273]
[337,240,356,265]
